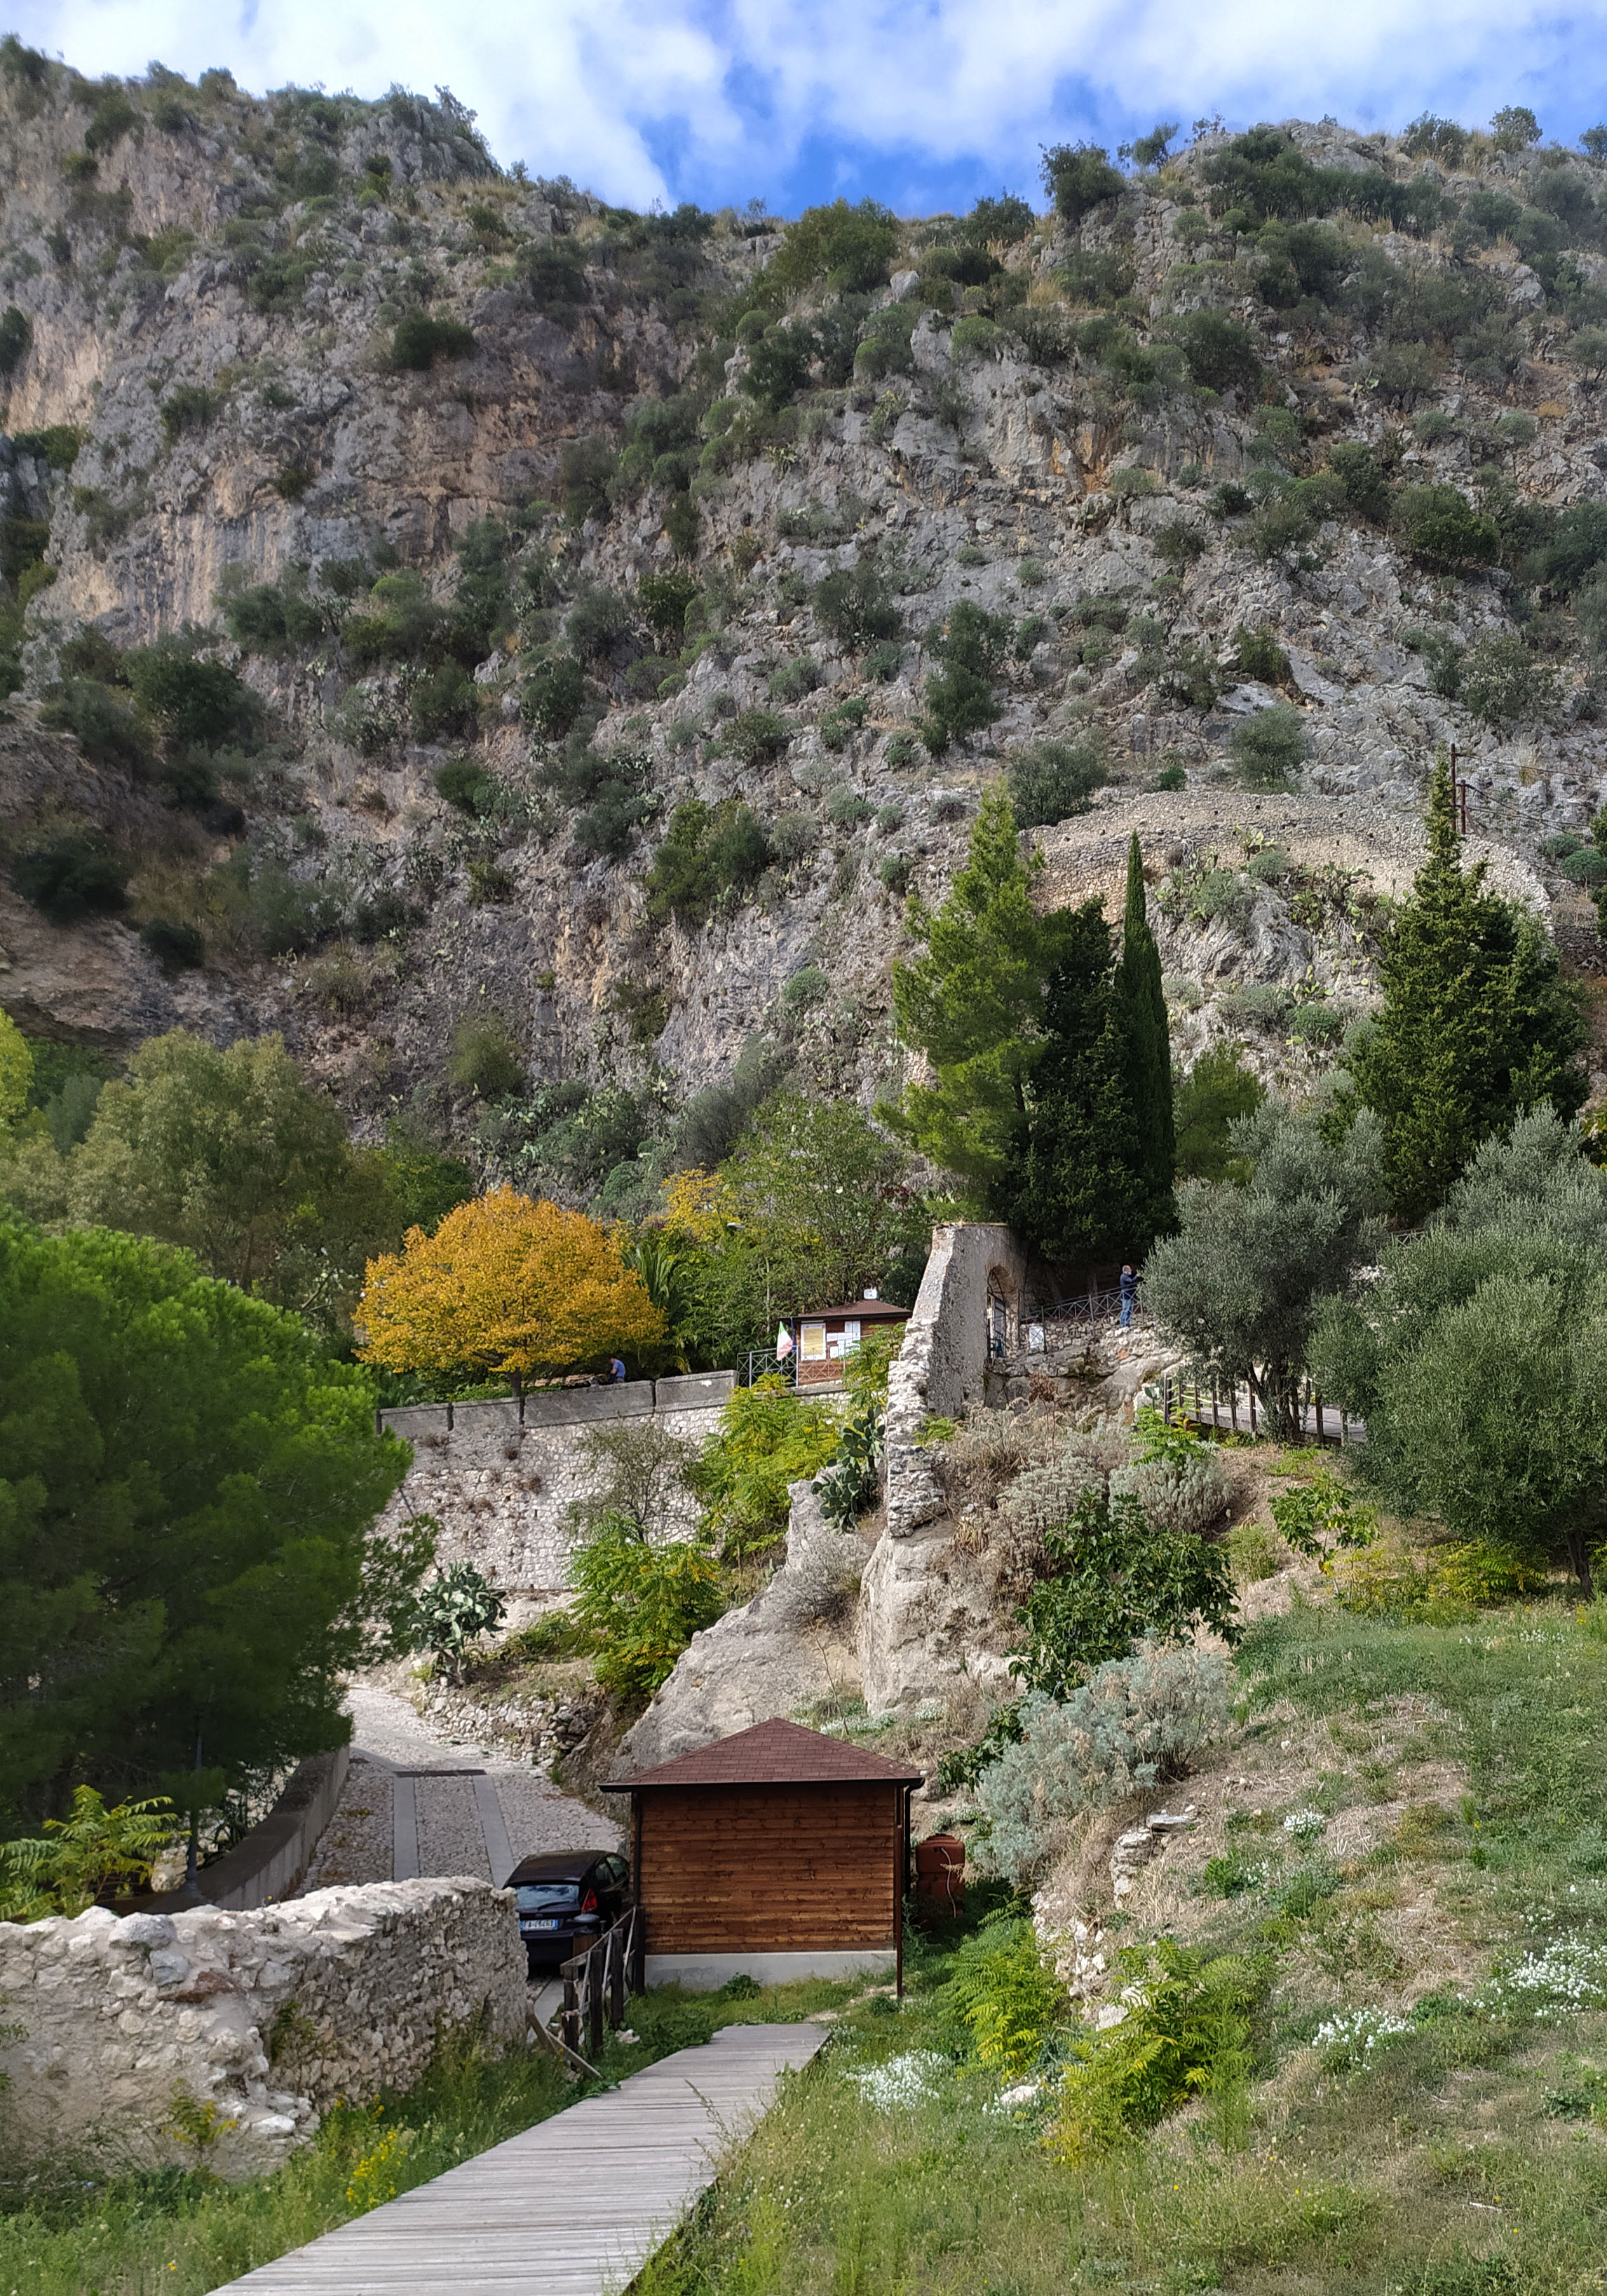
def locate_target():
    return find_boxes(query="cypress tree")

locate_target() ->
[1351,752,1588,1221]
[1114,834,1177,1224]
[998,902,1151,1265]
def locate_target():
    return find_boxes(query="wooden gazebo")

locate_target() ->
[603,1718,923,1994]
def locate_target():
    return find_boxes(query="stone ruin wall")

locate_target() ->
[0,1878,525,2181]
[377,1373,734,1609]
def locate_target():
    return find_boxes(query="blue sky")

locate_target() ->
[12,0,1607,212]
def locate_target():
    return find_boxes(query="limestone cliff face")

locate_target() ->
[1,67,1603,1152]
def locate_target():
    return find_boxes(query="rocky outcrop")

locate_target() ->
[0,1877,526,2180]
[616,1482,866,1768]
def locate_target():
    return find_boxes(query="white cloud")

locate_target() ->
[11,0,1607,206]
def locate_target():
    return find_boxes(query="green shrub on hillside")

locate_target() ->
[1008,738,1108,826]
[39,678,152,773]
[391,313,476,369]
[923,601,1012,751]
[446,1014,524,1103]
[645,799,772,925]
[771,197,900,292]
[571,1514,726,1708]
[1392,483,1501,571]
[979,1645,1232,1882]
[11,831,130,923]
[1230,703,1306,791]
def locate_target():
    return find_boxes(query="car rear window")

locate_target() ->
[515,1882,579,1911]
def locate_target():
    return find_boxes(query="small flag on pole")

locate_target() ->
[775,1323,794,1359]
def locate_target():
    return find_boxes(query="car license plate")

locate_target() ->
[522,1919,562,1932]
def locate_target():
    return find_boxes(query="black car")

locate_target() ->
[506,1849,630,1976]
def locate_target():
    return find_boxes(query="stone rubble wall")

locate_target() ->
[377,1374,733,1598]
[0,1877,525,2181]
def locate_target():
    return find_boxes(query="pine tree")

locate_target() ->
[1114,834,1177,1225]
[887,787,1072,1193]
[1351,752,1588,1220]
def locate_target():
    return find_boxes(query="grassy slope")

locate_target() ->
[639,1600,1607,2296]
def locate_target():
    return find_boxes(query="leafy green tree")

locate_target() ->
[1173,1046,1264,1181]
[571,1517,726,1708]
[0,1219,416,1827]
[0,1010,30,1132]
[1116,834,1175,1220]
[888,787,1068,1194]
[1142,1102,1383,1439]
[718,1090,922,1312]
[922,602,1012,751]
[1311,1111,1607,1591]
[771,198,900,293]
[408,1561,506,1685]
[1350,753,1587,1219]
[1040,142,1125,226]
[1490,104,1541,153]
[1011,1493,1238,1696]
[50,1030,404,1324]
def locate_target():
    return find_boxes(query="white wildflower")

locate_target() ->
[1282,1808,1327,1841]
[1484,1938,1607,2020]
[1313,2006,1412,2068]
[843,2051,949,2110]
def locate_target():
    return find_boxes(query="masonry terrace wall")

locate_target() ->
[377,1373,733,1598]
[0,1879,525,2181]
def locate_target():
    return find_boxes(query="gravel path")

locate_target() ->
[298,1676,617,1895]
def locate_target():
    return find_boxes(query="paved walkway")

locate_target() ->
[299,1676,616,1896]
[211,2022,828,2295]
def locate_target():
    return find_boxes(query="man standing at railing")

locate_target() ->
[1119,1263,1137,1330]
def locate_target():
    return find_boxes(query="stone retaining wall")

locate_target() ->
[0,1877,524,2180]
[146,1747,349,1914]
[377,1373,733,1598]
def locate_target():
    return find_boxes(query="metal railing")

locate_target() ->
[1156,1369,1363,1446]
[560,1902,644,2062]
[742,1349,797,1389]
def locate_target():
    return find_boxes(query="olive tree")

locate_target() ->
[1142,1103,1383,1439]
[1311,1108,1607,1591]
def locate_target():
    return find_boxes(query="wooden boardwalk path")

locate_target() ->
[212,2022,828,2295]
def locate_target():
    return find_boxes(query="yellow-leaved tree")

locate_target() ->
[356,1184,665,1384]
[0,1010,32,1133]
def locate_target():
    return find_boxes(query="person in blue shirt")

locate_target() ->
[1119,1264,1137,1329]
[610,1357,626,1382]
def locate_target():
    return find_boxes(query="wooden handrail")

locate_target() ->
[559,1902,644,2063]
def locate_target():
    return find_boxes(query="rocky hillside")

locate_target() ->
[3,60,1607,1193]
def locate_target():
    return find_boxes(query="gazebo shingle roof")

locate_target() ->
[604,1716,923,1792]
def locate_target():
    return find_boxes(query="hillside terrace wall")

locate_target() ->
[378,1373,733,1598]
[0,1878,524,2180]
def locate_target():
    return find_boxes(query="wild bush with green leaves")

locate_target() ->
[0,1786,175,1922]
[570,1515,726,1708]
[689,1375,842,1558]
[1009,1491,1238,1699]
[1007,738,1107,827]
[941,1915,1065,2079]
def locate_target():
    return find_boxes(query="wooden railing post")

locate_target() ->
[587,1940,604,2059]
[561,1957,581,2057]
[608,1924,625,2027]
